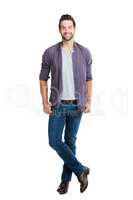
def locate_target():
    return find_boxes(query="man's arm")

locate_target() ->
[84,80,93,113]
[39,80,52,114]
[86,80,92,102]
[39,80,48,106]
[39,48,52,114]
[84,48,93,113]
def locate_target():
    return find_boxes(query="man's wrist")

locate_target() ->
[42,100,49,107]
[86,96,92,103]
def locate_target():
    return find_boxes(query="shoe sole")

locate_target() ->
[58,191,68,194]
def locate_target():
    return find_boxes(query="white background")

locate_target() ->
[0,0,132,199]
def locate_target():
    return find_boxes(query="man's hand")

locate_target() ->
[83,102,91,113]
[43,102,53,114]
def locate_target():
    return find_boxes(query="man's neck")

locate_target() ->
[62,39,74,49]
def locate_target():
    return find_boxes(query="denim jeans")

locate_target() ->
[48,103,85,182]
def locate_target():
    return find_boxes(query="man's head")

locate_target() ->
[59,14,76,41]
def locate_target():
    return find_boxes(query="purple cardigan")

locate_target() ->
[39,41,93,111]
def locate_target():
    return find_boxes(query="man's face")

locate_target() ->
[59,20,75,41]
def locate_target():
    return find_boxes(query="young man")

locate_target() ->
[39,14,93,194]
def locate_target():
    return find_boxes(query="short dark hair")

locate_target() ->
[59,14,76,29]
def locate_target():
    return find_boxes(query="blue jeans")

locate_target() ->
[48,103,85,182]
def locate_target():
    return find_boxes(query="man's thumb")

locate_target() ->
[49,102,52,106]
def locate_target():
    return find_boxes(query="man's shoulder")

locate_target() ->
[75,42,91,54]
[44,42,60,54]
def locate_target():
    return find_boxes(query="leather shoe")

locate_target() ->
[57,181,69,194]
[78,167,90,193]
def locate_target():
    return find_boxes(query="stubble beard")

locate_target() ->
[61,34,74,42]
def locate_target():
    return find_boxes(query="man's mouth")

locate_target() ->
[61,33,73,41]
[64,33,71,36]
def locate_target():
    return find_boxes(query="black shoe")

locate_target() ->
[57,181,69,194]
[78,167,90,193]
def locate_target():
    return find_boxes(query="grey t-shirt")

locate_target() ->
[61,47,75,100]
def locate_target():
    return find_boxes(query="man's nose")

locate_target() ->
[64,28,69,32]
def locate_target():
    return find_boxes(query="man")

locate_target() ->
[39,14,93,194]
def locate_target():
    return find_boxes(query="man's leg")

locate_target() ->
[61,109,83,182]
[48,105,85,177]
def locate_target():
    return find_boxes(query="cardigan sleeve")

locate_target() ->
[39,49,51,81]
[85,48,93,81]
